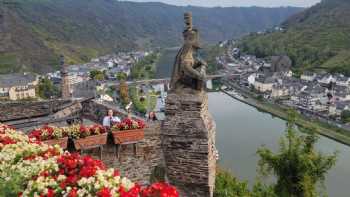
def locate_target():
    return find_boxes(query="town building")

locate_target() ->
[254,76,275,92]
[300,72,317,81]
[335,74,350,87]
[0,73,38,100]
[271,84,290,98]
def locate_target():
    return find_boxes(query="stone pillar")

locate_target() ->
[162,89,216,197]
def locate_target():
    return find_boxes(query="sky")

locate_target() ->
[123,0,321,8]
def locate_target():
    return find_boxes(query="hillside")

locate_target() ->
[238,0,350,75]
[0,0,302,74]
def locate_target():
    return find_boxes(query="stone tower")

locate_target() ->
[60,55,71,99]
[162,12,217,197]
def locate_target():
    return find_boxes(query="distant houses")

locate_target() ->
[253,75,275,92]
[0,73,38,100]
[300,72,317,82]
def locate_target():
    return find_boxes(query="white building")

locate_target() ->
[301,72,317,81]
[254,76,275,93]
[0,73,38,100]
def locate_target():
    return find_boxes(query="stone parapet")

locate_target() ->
[162,89,216,197]
[88,123,164,184]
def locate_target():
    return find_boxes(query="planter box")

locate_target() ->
[111,129,145,144]
[43,137,68,149]
[73,133,108,150]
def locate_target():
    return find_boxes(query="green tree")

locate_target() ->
[90,70,105,80]
[341,110,350,123]
[37,77,59,99]
[257,111,337,197]
[119,81,130,105]
[116,72,127,81]
[214,169,276,197]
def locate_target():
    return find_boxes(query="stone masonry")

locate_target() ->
[162,88,216,197]
[88,123,164,184]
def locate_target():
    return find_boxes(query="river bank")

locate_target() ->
[220,87,350,146]
[208,92,350,197]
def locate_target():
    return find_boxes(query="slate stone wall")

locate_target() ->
[88,123,165,185]
[162,89,216,197]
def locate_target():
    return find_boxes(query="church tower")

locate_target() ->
[60,55,71,99]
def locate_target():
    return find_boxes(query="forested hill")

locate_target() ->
[0,0,302,74]
[238,0,350,75]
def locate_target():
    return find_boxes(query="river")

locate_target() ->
[208,92,350,197]
[155,48,350,196]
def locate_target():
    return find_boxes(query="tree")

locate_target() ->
[119,81,129,105]
[341,110,350,123]
[116,72,127,81]
[90,70,105,80]
[214,169,276,197]
[37,77,59,99]
[257,111,337,197]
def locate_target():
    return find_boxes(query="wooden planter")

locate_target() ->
[111,129,145,144]
[43,137,68,149]
[73,133,108,150]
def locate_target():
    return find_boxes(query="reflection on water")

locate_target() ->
[208,92,350,197]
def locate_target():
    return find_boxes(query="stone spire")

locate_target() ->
[60,55,71,99]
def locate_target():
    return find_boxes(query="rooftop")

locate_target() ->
[0,73,37,88]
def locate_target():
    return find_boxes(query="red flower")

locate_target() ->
[113,169,120,177]
[65,175,78,185]
[114,118,146,131]
[97,187,112,197]
[141,182,179,197]
[79,166,96,177]
[0,136,16,145]
[68,188,78,197]
[47,188,55,197]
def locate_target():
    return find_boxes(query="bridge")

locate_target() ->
[106,73,240,87]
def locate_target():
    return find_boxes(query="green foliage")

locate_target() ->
[238,0,350,75]
[215,169,251,197]
[89,70,105,80]
[0,53,20,74]
[256,95,264,101]
[341,110,350,123]
[129,86,157,114]
[116,72,127,81]
[131,53,159,80]
[257,113,337,197]
[214,169,276,197]
[37,77,59,99]
[200,45,225,74]
[0,171,25,196]
[1,0,301,74]
[119,81,130,105]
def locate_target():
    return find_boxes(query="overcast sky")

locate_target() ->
[123,0,321,7]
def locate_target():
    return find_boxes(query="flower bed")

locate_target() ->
[111,118,145,144]
[0,123,178,197]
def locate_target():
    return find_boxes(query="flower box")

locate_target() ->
[73,133,108,150]
[111,129,145,144]
[42,137,68,149]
